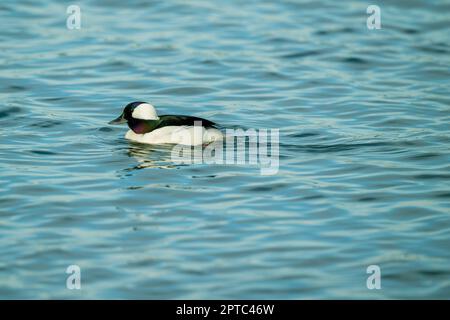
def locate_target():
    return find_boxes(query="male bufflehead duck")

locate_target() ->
[109,101,223,145]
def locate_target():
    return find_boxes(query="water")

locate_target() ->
[1,0,449,299]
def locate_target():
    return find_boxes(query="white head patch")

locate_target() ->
[132,103,159,120]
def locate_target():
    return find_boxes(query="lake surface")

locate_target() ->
[0,0,449,299]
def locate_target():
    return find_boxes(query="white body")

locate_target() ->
[125,126,223,145]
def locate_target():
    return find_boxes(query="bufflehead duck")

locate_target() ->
[109,101,223,145]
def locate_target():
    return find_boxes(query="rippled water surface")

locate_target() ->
[1,0,449,299]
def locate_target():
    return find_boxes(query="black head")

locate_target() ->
[109,101,147,124]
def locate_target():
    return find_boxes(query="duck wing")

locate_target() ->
[156,115,217,129]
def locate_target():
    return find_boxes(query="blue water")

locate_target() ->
[1,0,449,299]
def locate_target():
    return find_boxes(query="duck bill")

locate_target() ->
[109,114,126,125]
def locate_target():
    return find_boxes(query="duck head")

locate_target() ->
[109,101,159,125]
